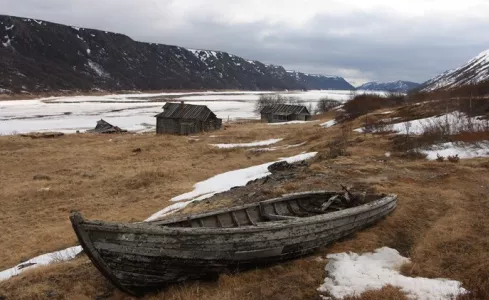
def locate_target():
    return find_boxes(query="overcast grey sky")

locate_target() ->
[3,0,489,85]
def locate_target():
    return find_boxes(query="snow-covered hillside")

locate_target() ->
[0,15,353,93]
[422,49,489,91]
[356,80,420,93]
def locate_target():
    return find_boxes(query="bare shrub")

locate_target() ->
[254,94,287,113]
[419,112,489,147]
[316,98,342,114]
[448,154,460,163]
[286,96,305,106]
[436,154,445,162]
[326,124,351,159]
[362,118,395,134]
[393,149,428,160]
[337,93,406,122]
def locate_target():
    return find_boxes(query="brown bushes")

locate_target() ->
[337,93,406,122]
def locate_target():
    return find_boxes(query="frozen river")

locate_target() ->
[0,90,383,135]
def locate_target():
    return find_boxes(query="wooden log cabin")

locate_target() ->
[155,102,222,135]
[260,104,312,123]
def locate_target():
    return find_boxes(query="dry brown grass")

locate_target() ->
[1,119,489,300]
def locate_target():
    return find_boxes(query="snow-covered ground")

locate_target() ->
[0,90,385,135]
[422,142,489,160]
[0,246,82,281]
[250,142,307,152]
[211,138,283,148]
[267,120,318,126]
[318,247,467,300]
[146,151,317,220]
[321,120,337,128]
[354,112,489,135]
[391,112,488,135]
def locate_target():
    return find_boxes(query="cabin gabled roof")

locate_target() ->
[155,102,218,121]
[260,104,310,116]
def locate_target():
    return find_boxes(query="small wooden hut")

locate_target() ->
[155,102,222,135]
[260,104,312,123]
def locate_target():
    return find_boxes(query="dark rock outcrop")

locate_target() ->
[0,15,353,93]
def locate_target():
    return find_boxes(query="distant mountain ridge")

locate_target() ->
[421,49,489,92]
[356,80,420,93]
[0,15,353,93]
[286,70,354,90]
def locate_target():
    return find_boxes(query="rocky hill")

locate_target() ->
[421,49,489,92]
[356,80,420,93]
[285,71,354,90]
[0,15,353,93]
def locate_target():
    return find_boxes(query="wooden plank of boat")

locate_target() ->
[70,191,397,296]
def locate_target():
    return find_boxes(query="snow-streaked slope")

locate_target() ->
[0,15,355,93]
[356,80,420,93]
[422,49,489,91]
[354,111,489,135]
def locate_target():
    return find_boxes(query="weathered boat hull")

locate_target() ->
[71,192,397,295]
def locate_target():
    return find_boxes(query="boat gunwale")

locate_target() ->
[76,194,397,236]
[147,191,335,225]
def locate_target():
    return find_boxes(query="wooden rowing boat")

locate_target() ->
[70,191,397,295]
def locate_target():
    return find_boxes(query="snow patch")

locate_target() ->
[321,120,336,128]
[0,246,82,281]
[318,247,467,300]
[5,25,14,30]
[170,152,317,203]
[391,112,488,135]
[250,142,307,152]
[71,26,80,31]
[268,120,317,126]
[354,112,488,135]
[86,48,91,55]
[422,142,489,160]
[145,201,191,221]
[211,138,283,149]
[87,60,109,78]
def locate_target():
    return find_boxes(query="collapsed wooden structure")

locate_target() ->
[88,119,127,134]
[70,191,397,295]
[155,102,222,135]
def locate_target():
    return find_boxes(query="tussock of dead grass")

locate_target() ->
[342,285,408,300]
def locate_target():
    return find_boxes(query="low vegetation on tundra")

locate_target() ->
[1,96,489,300]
